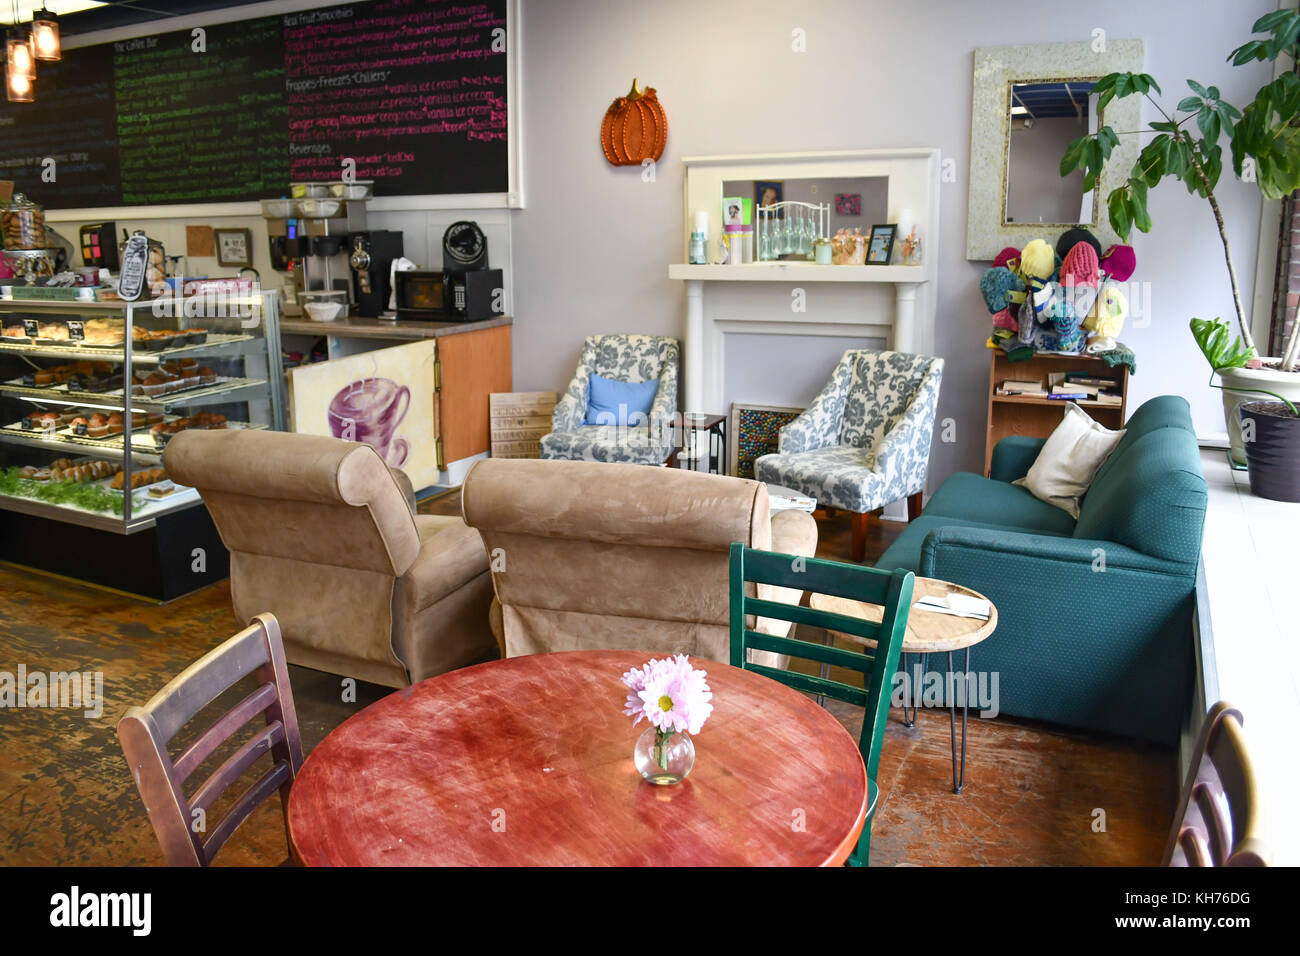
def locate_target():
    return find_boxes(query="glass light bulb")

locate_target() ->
[34,23,58,61]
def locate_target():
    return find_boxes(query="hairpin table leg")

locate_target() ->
[947,648,970,793]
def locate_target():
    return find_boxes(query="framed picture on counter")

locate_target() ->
[214,228,253,268]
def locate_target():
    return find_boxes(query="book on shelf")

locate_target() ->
[997,378,1047,397]
[1094,392,1122,405]
[1064,373,1120,389]
[1046,391,1089,400]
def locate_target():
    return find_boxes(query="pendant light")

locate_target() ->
[5,1,35,103]
[5,39,34,103]
[32,7,59,62]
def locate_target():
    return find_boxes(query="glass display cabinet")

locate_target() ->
[0,290,283,599]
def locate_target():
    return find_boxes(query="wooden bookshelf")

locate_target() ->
[984,350,1128,475]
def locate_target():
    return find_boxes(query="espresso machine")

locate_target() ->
[348,230,404,317]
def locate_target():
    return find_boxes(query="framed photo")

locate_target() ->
[835,193,861,216]
[754,180,783,217]
[866,224,896,265]
[728,402,803,479]
[214,228,253,268]
[722,197,745,227]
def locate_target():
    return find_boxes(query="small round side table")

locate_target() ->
[810,577,998,794]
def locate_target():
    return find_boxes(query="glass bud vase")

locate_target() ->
[634,726,695,785]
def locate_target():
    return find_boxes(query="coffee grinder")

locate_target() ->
[349,230,404,317]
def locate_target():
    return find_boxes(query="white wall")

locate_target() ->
[512,0,1276,482]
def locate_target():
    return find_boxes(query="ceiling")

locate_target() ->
[38,1,266,36]
[1010,81,1096,121]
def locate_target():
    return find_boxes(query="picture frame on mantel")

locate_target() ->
[214,228,253,268]
[965,39,1144,260]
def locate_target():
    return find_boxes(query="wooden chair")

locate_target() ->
[117,612,304,866]
[1164,701,1270,866]
[728,543,913,866]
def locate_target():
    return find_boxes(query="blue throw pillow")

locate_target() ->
[585,373,659,426]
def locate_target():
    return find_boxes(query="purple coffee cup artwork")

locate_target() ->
[328,377,411,466]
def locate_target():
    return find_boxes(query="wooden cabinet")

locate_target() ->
[434,323,513,468]
[984,350,1128,475]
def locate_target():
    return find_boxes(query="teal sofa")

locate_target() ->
[875,396,1207,745]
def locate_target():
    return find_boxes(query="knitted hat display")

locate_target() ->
[991,306,1019,333]
[992,246,1021,269]
[1059,240,1100,288]
[1099,244,1136,282]
[1056,227,1102,260]
[1017,239,1055,280]
[1084,278,1129,352]
[979,267,1025,313]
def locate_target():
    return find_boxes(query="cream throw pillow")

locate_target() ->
[1013,402,1124,518]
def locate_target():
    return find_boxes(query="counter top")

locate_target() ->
[280,313,512,340]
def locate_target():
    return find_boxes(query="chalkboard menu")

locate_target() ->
[0,0,508,207]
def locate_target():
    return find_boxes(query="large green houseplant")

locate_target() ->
[1060,9,1300,497]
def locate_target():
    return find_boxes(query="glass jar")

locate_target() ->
[633,726,696,785]
[814,237,832,265]
[2,194,47,250]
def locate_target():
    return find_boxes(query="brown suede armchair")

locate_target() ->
[165,429,496,688]
[461,458,818,662]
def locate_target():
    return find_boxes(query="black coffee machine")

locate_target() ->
[348,230,404,317]
[441,220,504,321]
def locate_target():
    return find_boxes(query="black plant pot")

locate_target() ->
[1240,401,1300,502]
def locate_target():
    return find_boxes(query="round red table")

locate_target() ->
[287,649,869,866]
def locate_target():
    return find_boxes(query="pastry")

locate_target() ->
[86,412,110,438]
[148,481,175,498]
[106,411,125,435]
[197,366,217,386]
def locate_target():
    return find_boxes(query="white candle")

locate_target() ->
[897,208,914,238]
[694,211,709,237]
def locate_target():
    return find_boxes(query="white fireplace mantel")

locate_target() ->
[670,148,941,413]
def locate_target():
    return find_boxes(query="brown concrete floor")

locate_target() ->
[0,493,1176,866]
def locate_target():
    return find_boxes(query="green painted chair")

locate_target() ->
[728,542,913,867]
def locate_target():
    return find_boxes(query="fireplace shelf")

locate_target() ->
[668,263,929,283]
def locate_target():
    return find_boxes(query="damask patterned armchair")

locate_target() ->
[755,349,944,562]
[540,334,680,465]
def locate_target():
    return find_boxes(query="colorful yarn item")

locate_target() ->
[980,267,1026,313]
[1018,239,1055,280]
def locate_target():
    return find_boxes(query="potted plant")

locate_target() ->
[1060,9,1300,483]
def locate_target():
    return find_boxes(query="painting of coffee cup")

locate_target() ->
[328,377,410,466]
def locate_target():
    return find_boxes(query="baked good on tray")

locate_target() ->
[110,466,167,490]
[86,412,110,438]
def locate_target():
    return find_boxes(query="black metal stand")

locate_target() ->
[671,414,727,474]
[948,647,971,794]
[900,649,971,794]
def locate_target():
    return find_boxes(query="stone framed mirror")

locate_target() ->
[966,39,1145,260]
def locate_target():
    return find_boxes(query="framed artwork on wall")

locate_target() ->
[754,180,783,217]
[835,193,861,215]
[214,228,253,268]
[728,402,803,479]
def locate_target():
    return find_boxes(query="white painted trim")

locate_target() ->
[49,0,523,212]
[682,148,942,166]
[1251,198,1283,351]
[1248,2,1295,351]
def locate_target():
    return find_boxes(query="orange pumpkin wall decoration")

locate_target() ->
[601,78,667,166]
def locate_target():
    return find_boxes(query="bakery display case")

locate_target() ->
[0,291,284,599]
